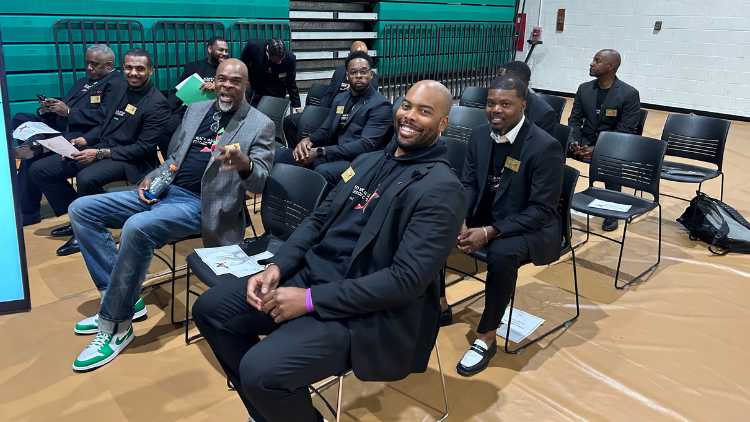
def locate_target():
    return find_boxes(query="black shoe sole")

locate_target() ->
[56,246,80,256]
[456,345,497,377]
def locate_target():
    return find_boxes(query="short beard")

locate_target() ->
[396,133,436,153]
[218,100,233,112]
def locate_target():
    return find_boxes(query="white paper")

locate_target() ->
[194,245,274,278]
[588,199,632,213]
[12,121,60,141]
[496,307,545,344]
[36,135,79,159]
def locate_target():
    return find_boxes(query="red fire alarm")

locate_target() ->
[515,13,527,51]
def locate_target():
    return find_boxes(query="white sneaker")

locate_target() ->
[72,324,134,372]
[74,297,147,335]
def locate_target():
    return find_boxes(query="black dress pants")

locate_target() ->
[193,274,351,422]
[282,113,302,149]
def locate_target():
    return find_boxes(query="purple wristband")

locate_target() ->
[305,288,314,313]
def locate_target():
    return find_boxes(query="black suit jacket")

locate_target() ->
[241,40,301,108]
[273,143,466,381]
[320,64,380,108]
[568,78,641,146]
[462,120,564,265]
[526,90,557,136]
[310,86,392,163]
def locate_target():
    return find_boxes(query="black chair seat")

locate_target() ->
[187,234,282,288]
[572,187,657,220]
[661,161,720,183]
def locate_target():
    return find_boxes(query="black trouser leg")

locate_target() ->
[28,154,81,216]
[283,113,302,149]
[17,153,51,223]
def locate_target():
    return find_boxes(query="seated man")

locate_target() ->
[282,40,379,147]
[12,44,125,226]
[568,49,641,231]
[277,51,392,185]
[29,49,170,256]
[500,60,558,136]
[166,36,230,136]
[240,38,301,111]
[69,59,274,372]
[193,80,465,422]
[448,75,563,377]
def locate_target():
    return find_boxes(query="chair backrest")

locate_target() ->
[552,123,571,152]
[540,93,566,122]
[660,113,731,170]
[559,165,580,252]
[260,164,327,240]
[392,95,404,117]
[636,108,648,136]
[459,87,488,109]
[256,96,291,144]
[296,105,331,140]
[590,131,667,200]
[305,84,328,107]
[440,135,467,176]
[443,106,487,143]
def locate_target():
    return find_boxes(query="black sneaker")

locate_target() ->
[439,306,453,327]
[602,218,619,232]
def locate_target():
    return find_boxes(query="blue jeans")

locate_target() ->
[69,185,202,334]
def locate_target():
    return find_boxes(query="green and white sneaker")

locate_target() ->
[72,324,134,372]
[74,297,147,335]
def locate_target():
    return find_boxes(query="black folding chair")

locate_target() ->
[256,96,291,145]
[636,108,649,136]
[571,132,667,289]
[539,93,566,122]
[443,106,487,143]
[305,84,328,107]
[552,123,571,152]
[296,105,331,140]
[459,86,488,109]
[182,164,328,344]
[659,113,730,201]
[392,95,404,116]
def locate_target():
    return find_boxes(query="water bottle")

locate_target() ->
[144,161,178,200]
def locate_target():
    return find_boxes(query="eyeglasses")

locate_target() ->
[347,69,371,77]
[210,111,222,133]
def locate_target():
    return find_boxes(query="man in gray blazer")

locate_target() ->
[68,59,274,372]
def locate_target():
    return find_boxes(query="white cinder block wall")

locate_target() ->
[519,0,750,117]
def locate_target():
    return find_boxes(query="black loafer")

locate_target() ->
[456,339,497,377]
[51,224,74,237]
[439,306,453,327]
[56,236,80,256]
[602,218,619,232]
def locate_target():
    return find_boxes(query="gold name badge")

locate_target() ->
[336,105,345,114]
[504,157,521,173]
[605,108,618,117]
[90,95,101,104]
[278,72,287,79]
[341,166,355,183]
[125,104,138,115]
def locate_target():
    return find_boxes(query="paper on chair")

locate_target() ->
[588,199,632,213]
[194,245,274,277]
[12,121,60,141]
[496,307,545,344]
[36,136,79,159]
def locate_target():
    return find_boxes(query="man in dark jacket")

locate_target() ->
[240,38,301,110]
[500,60,557,136]
[28,49,170,256]
[192,80,465,422]
[448,75,564,377]
[277,51,392,185]
[568,49,641,231]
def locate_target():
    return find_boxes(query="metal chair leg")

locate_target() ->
[435,343,449,422]
[170,243,177,324]
[336,375,344,422]
[184,264,191,344]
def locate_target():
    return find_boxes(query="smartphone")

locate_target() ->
[37,94,47,102]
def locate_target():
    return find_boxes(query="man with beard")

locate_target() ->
[192,80,465,422]
[277,51,391,185]
[69,59,274,372]
[568,49,641,231]
[12,44,125,226]
[448,74,564,377]
[166,36,230,136]
[28,48,170,256]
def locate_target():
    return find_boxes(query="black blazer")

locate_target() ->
[241,40,301,108]
[273,143,466,381]
[462,120,564,265]
[320,64,380,108]
[526,90,558,136]
[568,78,641,146]
[310,85,392,163]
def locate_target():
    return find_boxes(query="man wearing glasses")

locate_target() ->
[277,51,392,184]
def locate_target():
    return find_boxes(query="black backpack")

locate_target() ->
[677,193,750,255]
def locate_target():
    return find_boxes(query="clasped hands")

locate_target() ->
[457,222,497,254]
[246,264,308,323]
[292,137,319,167]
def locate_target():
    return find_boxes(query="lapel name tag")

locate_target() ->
[336,105,345,114]
[125,104,137,115]
[341,166,355,183]
[605,108,618,117]
[278,72,287,79]
[90,95,101,104]
[504,157,521,173]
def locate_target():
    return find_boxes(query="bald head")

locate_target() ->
[590,49,621,78]
[217,58,248,81]
[409,80,453,117]
[215,58,249,112]
[598,49,621,70]
[394,80,452,155]
[350,40,369,54]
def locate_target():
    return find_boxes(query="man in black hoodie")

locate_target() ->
[192,80,465,422]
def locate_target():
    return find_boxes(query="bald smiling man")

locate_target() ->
[193,80,465,422]
[69,58,275,372]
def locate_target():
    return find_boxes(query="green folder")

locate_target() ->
[175,73,216,104]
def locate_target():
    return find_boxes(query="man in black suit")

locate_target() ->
[500,60,557,136]
[568,49,641,231]
[193,80,465,422]
[282,40,379,147]
[277,51,392,185]
[449,74,563,377]
[240,38,301,111]
[12,44,125,226]
[28,49,170,256]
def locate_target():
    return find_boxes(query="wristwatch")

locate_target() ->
[316,147,325,158]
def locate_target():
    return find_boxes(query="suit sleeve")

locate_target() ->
[567,86,584,145]
[110,97,170,162]
[309,105,336,145]
[284,55,301,108]
[322,101,392,162]
[310,180,466,319]
[321,67,344,107]
[493,140,563,237]
[240,119,275,193]
[538,107,558,136]
[460,130,481,218]
[615,88,641,134]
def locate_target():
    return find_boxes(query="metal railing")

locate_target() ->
[151,21,225,90]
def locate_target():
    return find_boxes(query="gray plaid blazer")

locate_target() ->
[145,99,275,246]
